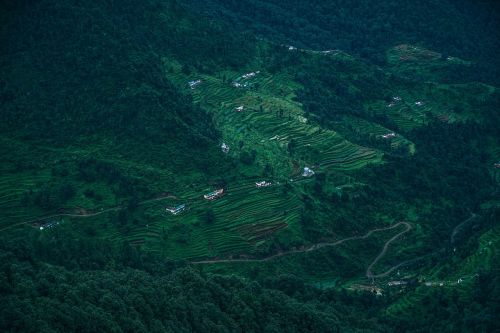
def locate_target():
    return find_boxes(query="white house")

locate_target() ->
[302,167,315,177]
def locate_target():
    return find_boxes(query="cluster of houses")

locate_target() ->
[204,188,224,200]
[166,204,186,215]
[232,82,249,88]
[232,71,260,88]
[387,277,470,288]
[387,96,402,108]
[255,181,272,188]
[387,96,425,108]
[188,80,202,89]
[39,220,61,231]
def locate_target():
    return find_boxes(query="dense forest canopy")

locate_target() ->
[1,228,499,332]
[0,0,257,175]
[182,0,500,84]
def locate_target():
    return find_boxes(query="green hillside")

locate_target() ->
[0,0,499,332]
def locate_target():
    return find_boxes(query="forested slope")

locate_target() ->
[0,0,254,171]
[1,230,499,332]
[182,0,500,84]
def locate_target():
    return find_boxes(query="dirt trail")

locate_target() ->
[368,249,445,279]
[0,195,175,232]
[450,213,478,244]
[367,212,479,280]
[366,222,412,279]
[192,222,411,264]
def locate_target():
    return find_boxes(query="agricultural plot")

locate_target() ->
[0,170,54,231]
[453,226,499,278]
[387,44,442,64]
[367,80,496,133]
[167,69,383,178]
[134,180,304,259]
[73,177,303,261]
[368,99,428,132]
[338,115,415,154]
[386,44,471,78]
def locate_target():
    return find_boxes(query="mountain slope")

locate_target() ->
[0,1,499,331]
[181,0,500,84]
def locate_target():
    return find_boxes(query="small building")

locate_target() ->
[288,46,297,51]
[388,281,407,286]
[393,96,402,102]
[204,189,224,200]
[242,71,260,79]
[302,167,315,177]
[297,115,308,123]
[415,101,424,106]
[188,80,202,89]
[235,105,244,112]
[256,181,272,188]
[221,143,230,153]
[494,162,500,168]
[382,132,396,139]
[166,204,186,215]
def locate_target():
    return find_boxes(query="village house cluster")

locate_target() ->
[387,96,402,108]
[39,220,61,231]
[232,71,260,88]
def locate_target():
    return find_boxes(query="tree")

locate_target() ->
[205,209,215,224]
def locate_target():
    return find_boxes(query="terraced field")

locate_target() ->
[454,226,499,278]
[0,53,491,269]
[0,170,54,231]
[3,48,492,268]
[1,59,384,260]
[167,67,383,179]
[134,180,304,259]
[339,115,415,154]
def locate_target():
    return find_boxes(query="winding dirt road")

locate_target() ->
[450,213,478,244]
[192,222,411,264]
[366,222,412,279]
[0,195,175,232]
[367,212,479,279]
